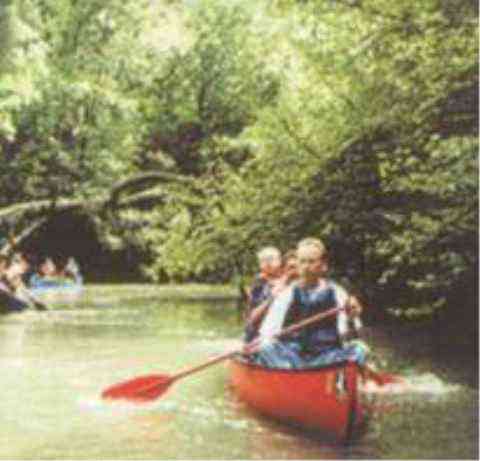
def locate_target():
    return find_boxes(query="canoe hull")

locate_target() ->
[229,359,359,441]
[0,290,29,313]
[28,276,83,303]
[29,284,83,296]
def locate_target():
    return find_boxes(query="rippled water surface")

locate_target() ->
[0,285,477,459]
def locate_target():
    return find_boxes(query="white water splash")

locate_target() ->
[223,419,250,430]
[361,372,461,396]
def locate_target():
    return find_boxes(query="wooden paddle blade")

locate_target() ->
[101,374,173,402]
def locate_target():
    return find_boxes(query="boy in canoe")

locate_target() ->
[247,247,283,307]
[247,237,367,370]
[244,249,299,340]
[244,246,284,341]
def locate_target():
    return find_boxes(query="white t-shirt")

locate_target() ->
[258,286,294,340]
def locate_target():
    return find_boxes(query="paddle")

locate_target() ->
[19,287,48,311]
[1,277,48,311]
[102,305,346,402]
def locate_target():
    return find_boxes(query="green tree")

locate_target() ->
[123,0,282,280]
[0,1,13,72]
[0,0,159,241]
[158,0,477,318]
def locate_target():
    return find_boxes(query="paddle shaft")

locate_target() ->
[171,350,239,382]
[171,305,344,381]
[16,285,48,311]
[0,276,48,311]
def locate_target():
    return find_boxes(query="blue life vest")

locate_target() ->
[286,283,340,354]
[248,275,272,309]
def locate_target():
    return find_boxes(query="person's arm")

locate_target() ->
[346,295,364,338]
[332,281,365,342]
[337,308,349,346]
[333,283,354,345]
[348,295,363,316]
[243,288,294,354]
[248,280,265,307]
[246,297,272,326]
[257,287,295,340]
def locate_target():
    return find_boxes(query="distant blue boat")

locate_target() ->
[29,273,83,298]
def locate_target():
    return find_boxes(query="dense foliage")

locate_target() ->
[0,0,477,319]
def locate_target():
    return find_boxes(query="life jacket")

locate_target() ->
[248,274,273,309]
[285,281,341,354]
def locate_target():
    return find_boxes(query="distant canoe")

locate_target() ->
[0,287,29,314]
[28,274,83,300]
[229,358,362,442]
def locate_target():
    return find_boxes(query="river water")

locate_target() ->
[0,285,477,459]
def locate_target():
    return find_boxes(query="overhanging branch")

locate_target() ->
[109,172,198,205]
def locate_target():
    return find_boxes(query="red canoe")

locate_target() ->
[229,358,361,441]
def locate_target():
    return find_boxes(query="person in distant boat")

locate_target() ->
[61,257,81,281]
[39,258,58,279]
[29,257,59,288]
[246,237,368,370]
[0,254,7,274]
[6,253,30,288]
[0,254,10,295]
[0,254,31,311]
[0,254,19,310]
